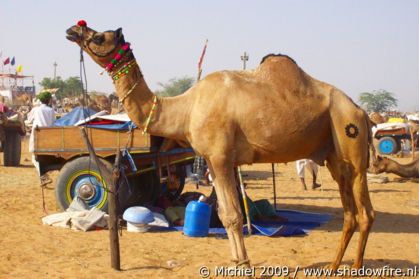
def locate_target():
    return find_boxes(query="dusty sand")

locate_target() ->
[0,137,418,278]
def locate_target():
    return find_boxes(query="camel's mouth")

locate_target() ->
[66,28,81,43]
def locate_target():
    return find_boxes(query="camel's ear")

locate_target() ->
[115,28,123,40]
[377,155,383,161]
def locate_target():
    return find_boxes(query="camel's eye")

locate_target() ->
[91,33,105,45]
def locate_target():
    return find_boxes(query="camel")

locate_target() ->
[93,94,112,113]
[372,155,419,178]
[407,115,419,160]
[66,23,375,272]
[369,112,387,124]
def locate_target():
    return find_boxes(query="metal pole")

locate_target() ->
[238,167,252,234]
[238,52,252,234]
[240,52,249,70]
[53,62,57,81]
[272,163,277,210]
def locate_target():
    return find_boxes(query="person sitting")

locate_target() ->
[157,194,186,226]
[206,168,288,224]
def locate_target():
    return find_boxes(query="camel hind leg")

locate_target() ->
[328,102,375,270]
[352,168,375,268]
[326,150,358,272]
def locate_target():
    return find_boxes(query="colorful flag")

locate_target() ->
[3,57,10,65]
[17,64,23,73]
[11,57,15,66]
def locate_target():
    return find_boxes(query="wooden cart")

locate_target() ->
[34,126,195,212]
[0,112,26,166]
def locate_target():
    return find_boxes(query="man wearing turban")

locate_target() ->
[27,91,55,185]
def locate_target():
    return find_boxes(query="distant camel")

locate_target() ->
[371,155,419,178]
[369,112,387,124]
[67,22,375,272]
[407,116,419,160]
[94,94,112,113]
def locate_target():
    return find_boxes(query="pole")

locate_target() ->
[53,62,57,81]
[238,167,252,235]
[108,150,121,270]
[80,127,121,270]
[241,51,249,70]
[196,39,208,82]
[236,51,252,234]
[272,163,277,210]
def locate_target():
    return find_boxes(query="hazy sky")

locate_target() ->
[1,0,418,111]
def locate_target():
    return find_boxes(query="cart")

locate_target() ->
[0,109,25,166]
[373,122,418,155]
[34,126,195,212]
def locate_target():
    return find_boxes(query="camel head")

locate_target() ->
[371,155,390,174]
[66,21,125,68]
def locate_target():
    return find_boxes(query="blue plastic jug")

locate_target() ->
[183,200,211,237]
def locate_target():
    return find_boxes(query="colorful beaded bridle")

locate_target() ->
[76,20,157,134]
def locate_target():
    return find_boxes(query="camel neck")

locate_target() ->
[386,160,418,178]
[112,60,189,140]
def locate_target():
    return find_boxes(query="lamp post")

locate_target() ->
[241,51,249,70]
[53,62,57,81]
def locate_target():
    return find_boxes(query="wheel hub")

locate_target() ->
[77,182,97,201]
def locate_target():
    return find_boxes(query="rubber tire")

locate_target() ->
[3,130,21,166]
[55,156,113,212]
[377,136,399,155]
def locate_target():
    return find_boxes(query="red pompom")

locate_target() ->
[77,20,87,27]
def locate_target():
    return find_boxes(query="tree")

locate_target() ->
[154,76,194,97]
[64,76,83,98]
[39,76,83,100]
[358,89,398,113]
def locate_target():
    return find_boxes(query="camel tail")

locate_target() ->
[365,110,377,166]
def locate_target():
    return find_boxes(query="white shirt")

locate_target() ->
[28,104,55,152]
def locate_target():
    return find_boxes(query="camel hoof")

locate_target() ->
[236,259,251,268]
[351,264,362,270]
[325,264,338,274]
[231,258,239,264]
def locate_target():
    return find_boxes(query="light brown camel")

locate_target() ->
[66,23,375,271]
[407,118,419,160]
[13,92,32,106]
[369,112,387,124]
[372,155,419,178]
[93,94,111,113]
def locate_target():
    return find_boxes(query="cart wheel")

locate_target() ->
[377,136,399,155]
[3,130,21,166]
[55,156,113,212]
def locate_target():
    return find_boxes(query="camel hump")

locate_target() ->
[260,53,298,65]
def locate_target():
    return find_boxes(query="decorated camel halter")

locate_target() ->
[142,96,157,134]
[106,43,132,72]
[111,59,137,81]
[77,20,157,134]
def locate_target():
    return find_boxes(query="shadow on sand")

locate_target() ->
[275,202,419,234]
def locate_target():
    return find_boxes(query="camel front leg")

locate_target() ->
[208,158,249,265]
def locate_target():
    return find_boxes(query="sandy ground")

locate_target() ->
[0,137,418,278]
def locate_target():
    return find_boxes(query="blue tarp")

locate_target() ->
[85,121,137,130]
[154,210,333,237]
[53,106,137,130]
[53,106,97,127]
